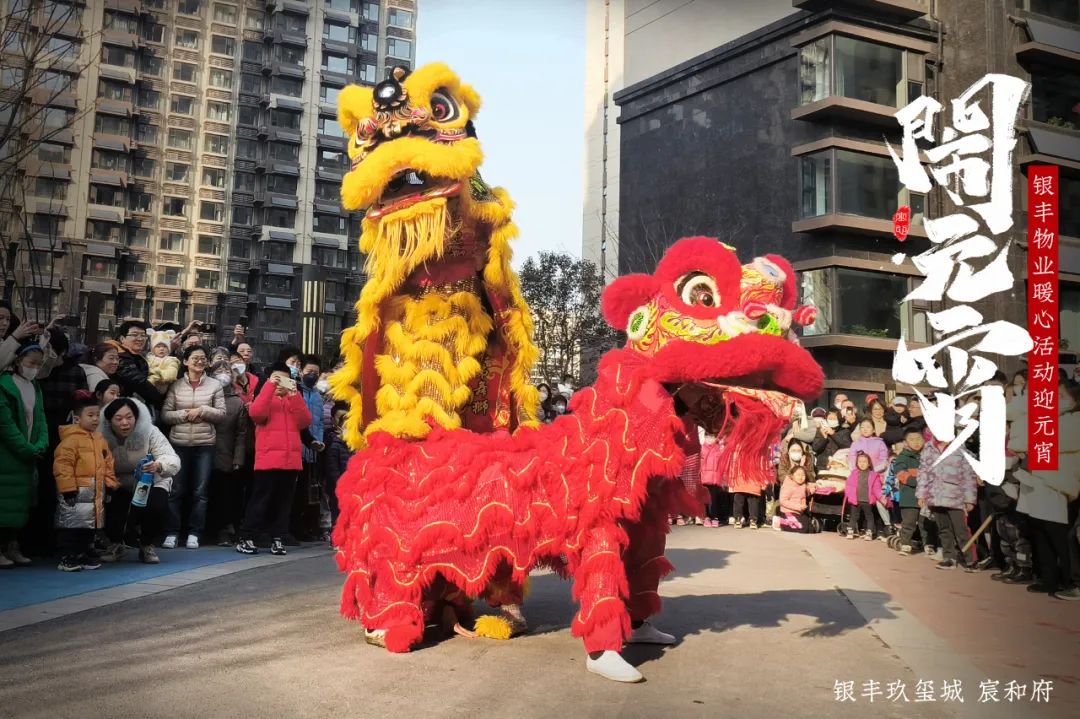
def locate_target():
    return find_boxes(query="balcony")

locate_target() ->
[101,29,139,49]
[1015,15,1080,69]
[792,0,926,21]
[100,64,137,85]
[1018,120,1080,171]
[95,98,134,117]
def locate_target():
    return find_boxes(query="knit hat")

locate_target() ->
[149,329,175,350]
[809,407,827,418]
[891,396,908,406]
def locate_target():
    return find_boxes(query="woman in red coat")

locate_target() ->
[235,363,311,557]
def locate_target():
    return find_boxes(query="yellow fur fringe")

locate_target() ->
[473,615,514,641]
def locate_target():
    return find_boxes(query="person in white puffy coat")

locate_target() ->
[1006,383,1080,598]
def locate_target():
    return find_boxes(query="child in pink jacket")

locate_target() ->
[778,466,811,533]
[845,451,884,540]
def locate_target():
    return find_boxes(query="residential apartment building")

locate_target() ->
[1,0,417,362]
[589,0,1079,405]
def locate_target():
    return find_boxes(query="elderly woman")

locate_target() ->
[100,397,180,564]
[80,342,121,391]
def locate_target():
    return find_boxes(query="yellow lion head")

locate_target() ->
[337,62,484,217]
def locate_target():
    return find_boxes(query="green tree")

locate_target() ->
[518,252,619,388]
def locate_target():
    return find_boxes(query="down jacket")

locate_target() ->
[53,425,118,530]
[1007,400,1080,525]
[779,476,809,514]
[0,372,48,528]
[213,382,248,472]
[249,381,311,472]
[115,346,163,408]
[100,397,181,494]
[915,439,977,511]
[162,375,227,447]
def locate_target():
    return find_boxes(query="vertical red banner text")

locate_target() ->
[1027,166,1058,470]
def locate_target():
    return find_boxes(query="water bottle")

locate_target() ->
[131,454,154,508]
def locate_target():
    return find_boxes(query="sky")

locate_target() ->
[415,0,585,267]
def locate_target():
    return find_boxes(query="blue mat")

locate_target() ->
[0,547,250,611]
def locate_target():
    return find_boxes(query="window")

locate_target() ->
[263,275,293,294]
[135,124,159,144]
[192,305,217,324]
[173,62,198,83]
[178,0,202,16]
[141,22,165,44]
[166,162,190,182]
[240,73,262,94]
[359,63,376,84]
[206,101,231,122]
[140,55,163,77]
[175,30,200,50]
[800,149,920,223]
[801,152,830,218]
[798,36,917,108]
[278,13,306,34]
[213,3,237,24]
[45,36,78,55]
[800,268,916,340]
[156,301,181,323]
[386,38,412,59]
[324,277,347,297]
[167,129,193,149]
[200,201,225,222]
[103,10,138,34]
[325,0,358,12]
[91,149,127,172]
[1060,176,1080,238]
[232,205,253,226]
[208,68,233,89]
[31,214,62,236]
[322,52,351,75]
[204,134,229,154]
[33,177,67,199]
[88,184,124,207]
[38,143,71,164]
[261,241,294,262]
[317,148,348,171]
[270,109,301,129]
[128,227,150,248]
[271,76,303,97]
[387,8,414,28]
[360,32,377,53]
[315,181,339,202]
[157,266,185,287]
[195,269,220,290]
[266,174,298,194]
[210,35,234,55]
[163,196,188,217]
[313,213,347,235]
[246,11,264,30]
[129,191,153,212]
[230,238,250,259]
[170,94,195,115]
[233,172,255,192]
[46,107,75,130]
[265,208,296,228]
[40,70,72,94]
[1030,62,1080,127]
[133,157,156,178]
[268,142,300,162]
[275,44,306,66]
[238,105,259,126]
[1023,0,1080,23]
[323,22,355,44]
[242,41,264,63]
[101,46,135,68]
[198,234,222,255]
[228,272,248,292]
[236,138,259,160]
[137,89,162,109]
[318,116,346,138]
[202,167,226,187]
[362,2,379,22]
[320,85,341,106]
[83,256,118,280]
[128,262,149,283]
[160,232,186,252]
[98,79,132,102]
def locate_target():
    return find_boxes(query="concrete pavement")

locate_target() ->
[0,526,1071,718]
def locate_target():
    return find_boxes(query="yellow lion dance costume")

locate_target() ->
[330,63,539,450]
[330,63,539,642]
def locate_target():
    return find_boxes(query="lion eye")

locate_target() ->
[676,272,720,308]
[430,90,459,122]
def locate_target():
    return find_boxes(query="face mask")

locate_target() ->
[302,372,318,388]
[316,380,330,394]
[289,366,300,379]
[827,419,839,428]
[232,363,246,375]
[789,451,803,462]
[555,405,566,415]
[18,367,39,381]
[214,373,232,385]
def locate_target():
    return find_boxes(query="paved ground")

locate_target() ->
[0,526,1072,719]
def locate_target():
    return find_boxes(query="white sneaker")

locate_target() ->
[162,535,178,549]
[627,621,676,645]
[586,651,644,683]
[186,535,199,549]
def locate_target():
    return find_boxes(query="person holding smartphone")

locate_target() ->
[235,363,311,556]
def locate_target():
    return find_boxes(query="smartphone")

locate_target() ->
[203,323,217,333]
[278,377,297,392]
[239,315,248,327]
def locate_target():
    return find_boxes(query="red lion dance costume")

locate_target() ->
[334,217,823,679]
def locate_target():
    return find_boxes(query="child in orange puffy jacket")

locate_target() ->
[53,390,118,572]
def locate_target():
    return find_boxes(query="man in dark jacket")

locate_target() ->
[114,320,163,409]
[894,426,924,553]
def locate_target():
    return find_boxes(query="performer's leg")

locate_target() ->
[361,568,425,653]
[572,524,630,654]
[624,504,673,625]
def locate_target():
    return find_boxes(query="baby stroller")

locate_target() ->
[809,450,850,534]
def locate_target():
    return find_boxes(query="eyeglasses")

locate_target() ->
[126,332,147,339]
[190,357,207,364]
